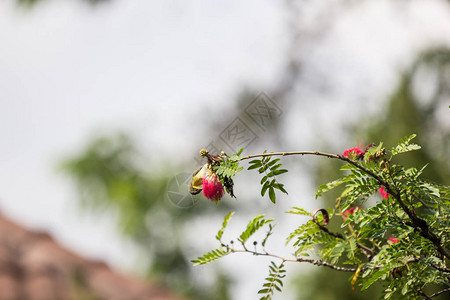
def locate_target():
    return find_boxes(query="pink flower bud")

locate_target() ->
[379,187,389,199]
[202,173,225,201]
[388,236,399,244]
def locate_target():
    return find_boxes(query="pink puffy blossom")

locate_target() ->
[343,206,361,220]
[343,146,365,159]
[202,173,225,201]
[379,187,389,199]
[388,236,399,244]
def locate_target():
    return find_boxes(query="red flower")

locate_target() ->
[343,146,365,159]
[343,206,361,220]
[379,187,389,199]
[202,173,225,201]
[388,236,399,244]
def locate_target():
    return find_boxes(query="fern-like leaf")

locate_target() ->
[391,134,421,156]
[192,247,230,266]
[258,261,286,300]
[238,215,274,245]
[216,211,235,242]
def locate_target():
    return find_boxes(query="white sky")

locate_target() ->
[0,0,449,299]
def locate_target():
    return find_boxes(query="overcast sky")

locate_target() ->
[1,0,450,299]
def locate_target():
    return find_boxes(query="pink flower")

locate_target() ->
[379,187,389,199]
[343,146,365,159]
[388,236,399,244]
[343,206,361,220]
[202,173,225,201]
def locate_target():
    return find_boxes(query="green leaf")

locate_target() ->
[258,261,286,299]
[391,134,421,156]
[262,223,276,248]
[236,147,244,156]
[238,215,274,244]
[361,262,402,290]
[328,242,346,264]
[347,237,357,259]
[216,211,235,241]
[266,158,280,168]
[361,268,388,290]
[248,160,262,170]
[363,142,383,161]
[192,248,229,265]
[286,206,311,216]
[420,182,440,197]
[269,187,276,203]
[273,183,288,194]
[270,164,283,171]
[261,175,268,184]
[315,178,348,198]
[261,181,270,197]
[259,163,271,173]
[267,169,288,177]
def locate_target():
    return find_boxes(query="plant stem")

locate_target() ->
[230,248,358,272]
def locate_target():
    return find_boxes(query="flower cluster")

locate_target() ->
[343,146,365,160]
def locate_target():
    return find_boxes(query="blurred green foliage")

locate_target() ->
[292,48,450,300]
[61,134,231,300]
[362,48,450,185]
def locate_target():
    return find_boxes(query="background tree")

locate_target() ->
[294,48,450,300]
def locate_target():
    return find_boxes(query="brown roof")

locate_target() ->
[0,212,184,300]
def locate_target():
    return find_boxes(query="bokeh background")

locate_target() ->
[0,0,449,299]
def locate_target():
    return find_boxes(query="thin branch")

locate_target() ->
[430,263,450,273]
[230,247,422,274]
[296,257,358,272]
[229,247,358,272]
[239,151,386,188]
[228,245,424,277]
[429,288,450,298]
[417,288,432,300]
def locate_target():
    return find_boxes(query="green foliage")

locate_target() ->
[247,152,288,203]
[215,148,244,178]
[286,206,312,216]
[193,212,277,295]
[258,261,286,300]
[216,211,235,242]
[214,148,244,197]
[390,134,421,156]
[296,49,450,299]
[262,223,276,248]
[194,135,450,299]
[192,248,230,266]
[238,214,274,245]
